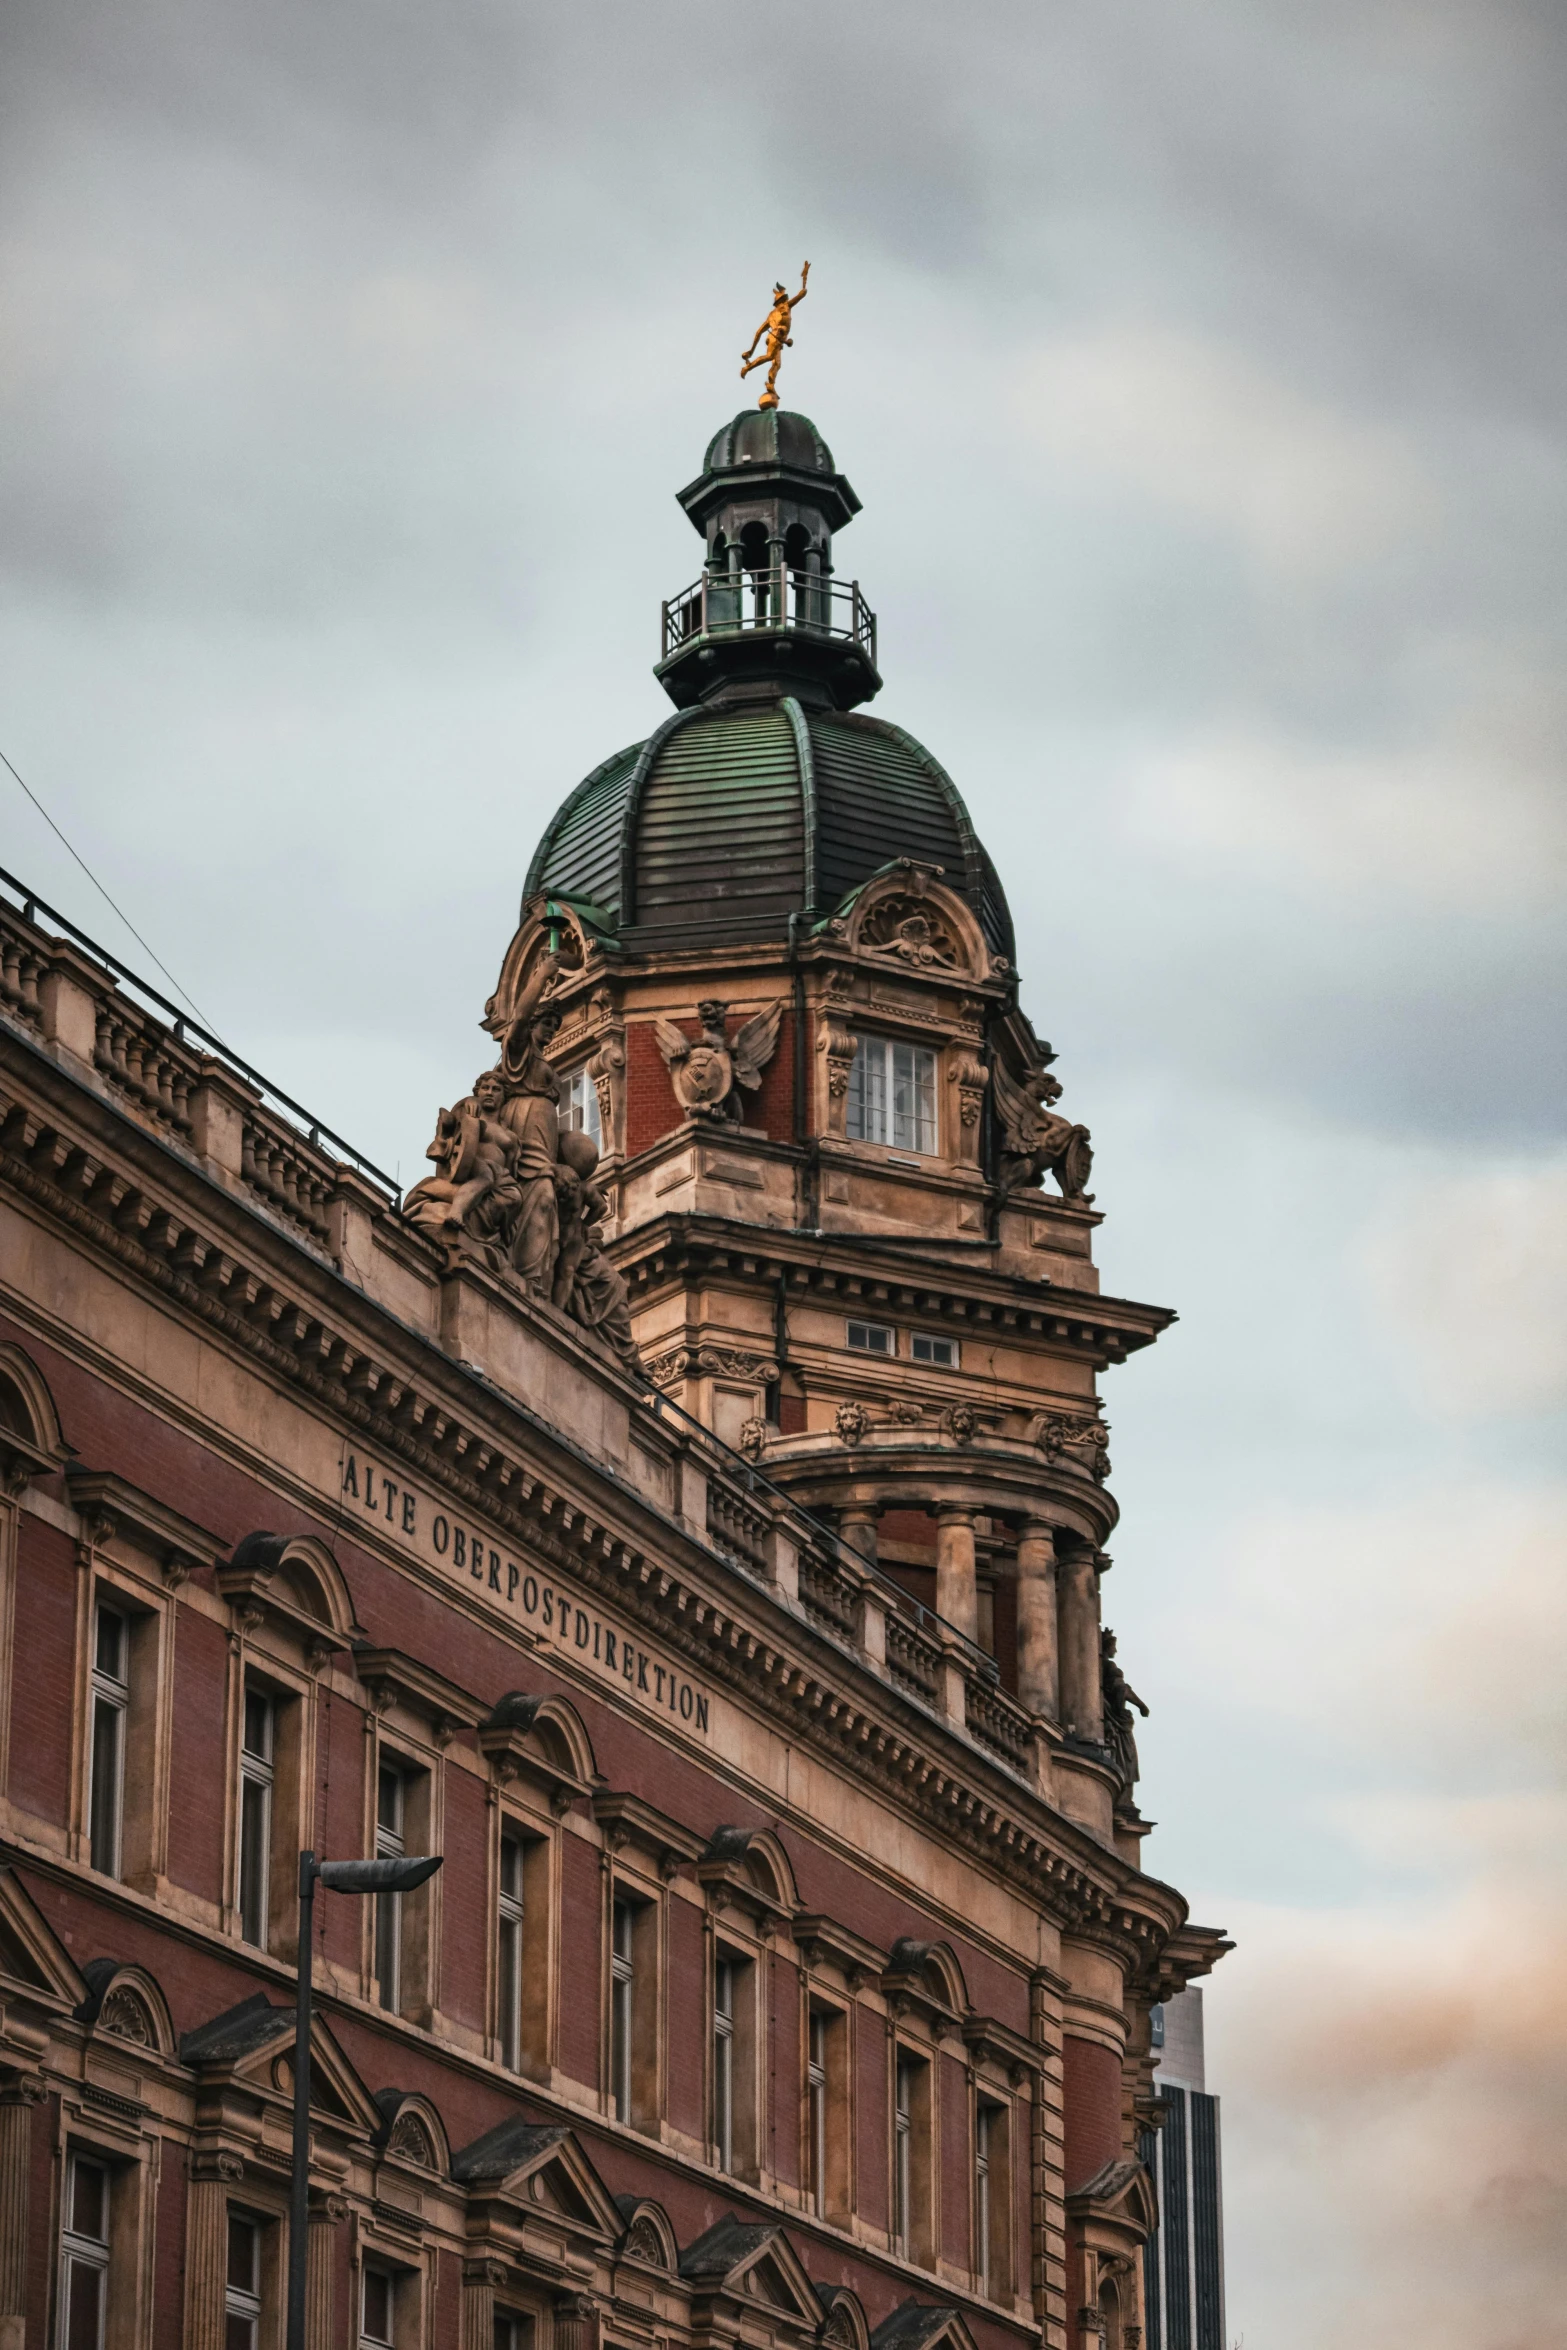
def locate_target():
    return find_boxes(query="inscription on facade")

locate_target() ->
[340,1450,710,1736]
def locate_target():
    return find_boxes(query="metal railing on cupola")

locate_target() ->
[661,563,877,667]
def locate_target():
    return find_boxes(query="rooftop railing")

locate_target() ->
[0,865,401,1210]
[660,564,877,668]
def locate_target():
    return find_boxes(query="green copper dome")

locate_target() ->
[524,697,1014,958]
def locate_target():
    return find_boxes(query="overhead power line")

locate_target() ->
[0,741,222,1037]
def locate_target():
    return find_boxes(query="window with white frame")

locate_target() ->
[374,1762,406,2012]
[975,2097,1011,2299]
[238,1686,274,1950]
[225,2211,263,2350]
[493,2315,532,2350]
[497,1830,526,2071]
[846,1319,894,1357]
[910,1330,957,1369]
[807,2008,828,2217]
[563,1067,601,1146]
[361,2264,399,2350]
[713,1952,736,2171]
[610,1897,636,2124]
[846,1037,937,1155]
[60,2152,111,2349]
[88,1604,129,1877]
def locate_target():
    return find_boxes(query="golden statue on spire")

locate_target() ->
[740,262,810,409]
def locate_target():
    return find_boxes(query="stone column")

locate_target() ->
[1015,1519,1059,1719]
[307,2193,345,2349]
[184,2153,243,2349]
[462,2259,507,2350]
[0,2075,43,2350]
[1058,1548,1103,1742]
[838,1503,878,1566]
[935,1507,979,1645]
[556,2291,601,2350]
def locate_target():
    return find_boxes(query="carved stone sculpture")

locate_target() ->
[991,1054,1094,1202]
[655,999,783,1121]
[403,964,646,1379]
[1029,1410,1112,1482]
[1101,1629,1149,1792]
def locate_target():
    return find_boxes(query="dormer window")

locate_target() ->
[846,1037,937,1155]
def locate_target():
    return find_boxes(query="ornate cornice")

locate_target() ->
[0,1046,1201,1982]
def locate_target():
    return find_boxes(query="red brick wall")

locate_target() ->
[941,2047,971,2268]
[558,1833,602,2091]
[623,1010,798,1156]
[664,1896,704,2140]
[167,1607,228,1897]
[439,1763,489,2033]
[1062,2032,1123,2191]
[856,2011,888,2230]
[10,1516,75,1827]
[769,1945,800,2188]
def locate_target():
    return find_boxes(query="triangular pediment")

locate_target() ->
[680,2218,823,2328]
[0,1869,88,2008]
[1067,2154,1158,2234]
[179,1995,382,2137]
[870,2305,978,2350]
[451,2118,622,2238]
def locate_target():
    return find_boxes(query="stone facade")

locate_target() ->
[0,404,1226,2350]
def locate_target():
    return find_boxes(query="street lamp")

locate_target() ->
[287,1848,443,2350]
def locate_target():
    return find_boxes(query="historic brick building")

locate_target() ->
[0,400,1226,2350]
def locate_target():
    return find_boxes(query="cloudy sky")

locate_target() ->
[3,1,1563,2336]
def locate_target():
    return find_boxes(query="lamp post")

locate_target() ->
[288,1849,443,2350]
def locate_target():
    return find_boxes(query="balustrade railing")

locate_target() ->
[661,564,876,667]
[0,870,400,1235]
[964,1675,1033,1772]
[885,1610,942,1706]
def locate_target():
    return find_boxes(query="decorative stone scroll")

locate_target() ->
[1030,1411,1112,1482]
[647,1345,780,1390]
[402,959,643,1379]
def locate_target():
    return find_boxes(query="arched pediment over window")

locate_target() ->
[883,1937,968,2019]
[220,1532,357,1644]
[0,1341,71,1494]
[697,1826,799,1919]
[815,2284,870,2350]
[837,862,995,982]
[615,2195,678,2271]
[372,2088,450,2176]
[76,1959,175,2058]
[478,1691,597,1808]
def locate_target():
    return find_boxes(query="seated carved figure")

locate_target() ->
[403,1068,523,1266]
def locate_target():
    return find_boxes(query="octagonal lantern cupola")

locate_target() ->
[656,407,882,715]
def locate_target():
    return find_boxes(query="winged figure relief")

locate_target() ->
[992,1054,1095,1202]
[655,998,784,1121]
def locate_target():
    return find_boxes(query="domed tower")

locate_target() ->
[478,405,1175,1862]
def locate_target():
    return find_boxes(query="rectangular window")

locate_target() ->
[894,2057,914,2255]
[807,2009,828,2217]
[910,1331,957,1369]
[494,2318,531,2350]
[238,1687,275,1950]
[846,1037,937,1155]
[88,1605,129,1877]
[713,1953,736,2171]
[846,1319,895,1357]
[497,1830,526,2071]
[610,1897,636,2124]
[564,1068,602,1146]
[374,1762,406,2013]
[361,2265,398,2349]
[893,2050,931,2264]
[976,2099,1011,2299]
[225,2211,263,2350]
[61,2153,111,2350]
